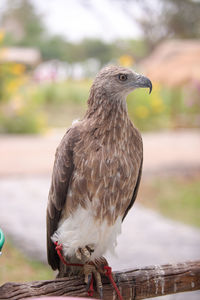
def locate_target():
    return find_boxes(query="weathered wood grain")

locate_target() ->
[0,261,200,299]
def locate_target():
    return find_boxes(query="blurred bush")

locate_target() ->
[0,60,46,134]
[1,71,200,133]
[127,82,200,131]
[33,80,90,105]
[127,83,169,131]
[0,26,199,134]
[38,79,200,131]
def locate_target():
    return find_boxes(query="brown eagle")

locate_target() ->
[47,65,152,291]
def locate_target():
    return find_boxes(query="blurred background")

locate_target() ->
[0,0,200,299]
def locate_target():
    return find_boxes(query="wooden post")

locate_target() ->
[0,260,200,299]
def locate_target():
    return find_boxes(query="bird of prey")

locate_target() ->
[47,65,152,295]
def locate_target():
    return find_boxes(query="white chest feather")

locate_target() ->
[51,205,122,259]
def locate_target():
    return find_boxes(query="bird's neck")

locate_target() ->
[85,94,129,127]
[83,94,132,145]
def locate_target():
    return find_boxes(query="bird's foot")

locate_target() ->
[75,244,95,261]
[75,246,108,298]
[84,257,108,299]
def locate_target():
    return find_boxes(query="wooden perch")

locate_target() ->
[0,260,200,299]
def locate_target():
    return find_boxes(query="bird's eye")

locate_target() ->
[118,74,128,81]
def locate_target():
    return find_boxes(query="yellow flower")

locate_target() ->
[6,80,19,93]
[0,30,5,43]
[12,64,25,75]
[151,97,165,113]
[119,55,134,67]
[6,77,24,94]
[135,105,149,119]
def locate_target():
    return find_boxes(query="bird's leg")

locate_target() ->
[76,247,108,299]
[93,256,108,298]
[93,267,103,298]
[83,262,104,299]
[83,263,95,289]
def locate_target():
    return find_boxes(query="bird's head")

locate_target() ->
[90,65,152,101]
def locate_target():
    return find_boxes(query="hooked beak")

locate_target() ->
[135,75,152,94]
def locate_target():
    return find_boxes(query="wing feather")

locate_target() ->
[122,157,143,221]
[46,127,80,270]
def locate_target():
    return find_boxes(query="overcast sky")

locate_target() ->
[33,0,142,42]
[0,0,142,42]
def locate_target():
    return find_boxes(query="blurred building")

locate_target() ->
[140,39,200,87]
[34,58,100,82]
[0,47,41,66]
[1,14,24,41]
[33,60,69,82]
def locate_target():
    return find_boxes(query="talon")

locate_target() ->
[86,273,92,291]
[99,286,103,299]
[86,244,95,254]
[94,269,103,291]
[75,248,82,260]
[82,247,91,258]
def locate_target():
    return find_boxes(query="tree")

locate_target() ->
[78,39,114,65]
[0,0,45,46]
[114,0,200,49]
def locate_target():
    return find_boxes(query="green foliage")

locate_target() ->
[127,83,200,131]
[140,175,200,228]
[127,84,169,131]
[113,39,148,60]
[38,36,74,63]
[0,43,199,134]
[0,61,46,134]
[78,39,113,65]
[0,110,45,134]
[32,80,90,128]
[0,238,53,284]
[4,79,200,133]
[39,37,144,66]
[33,80,90,105]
